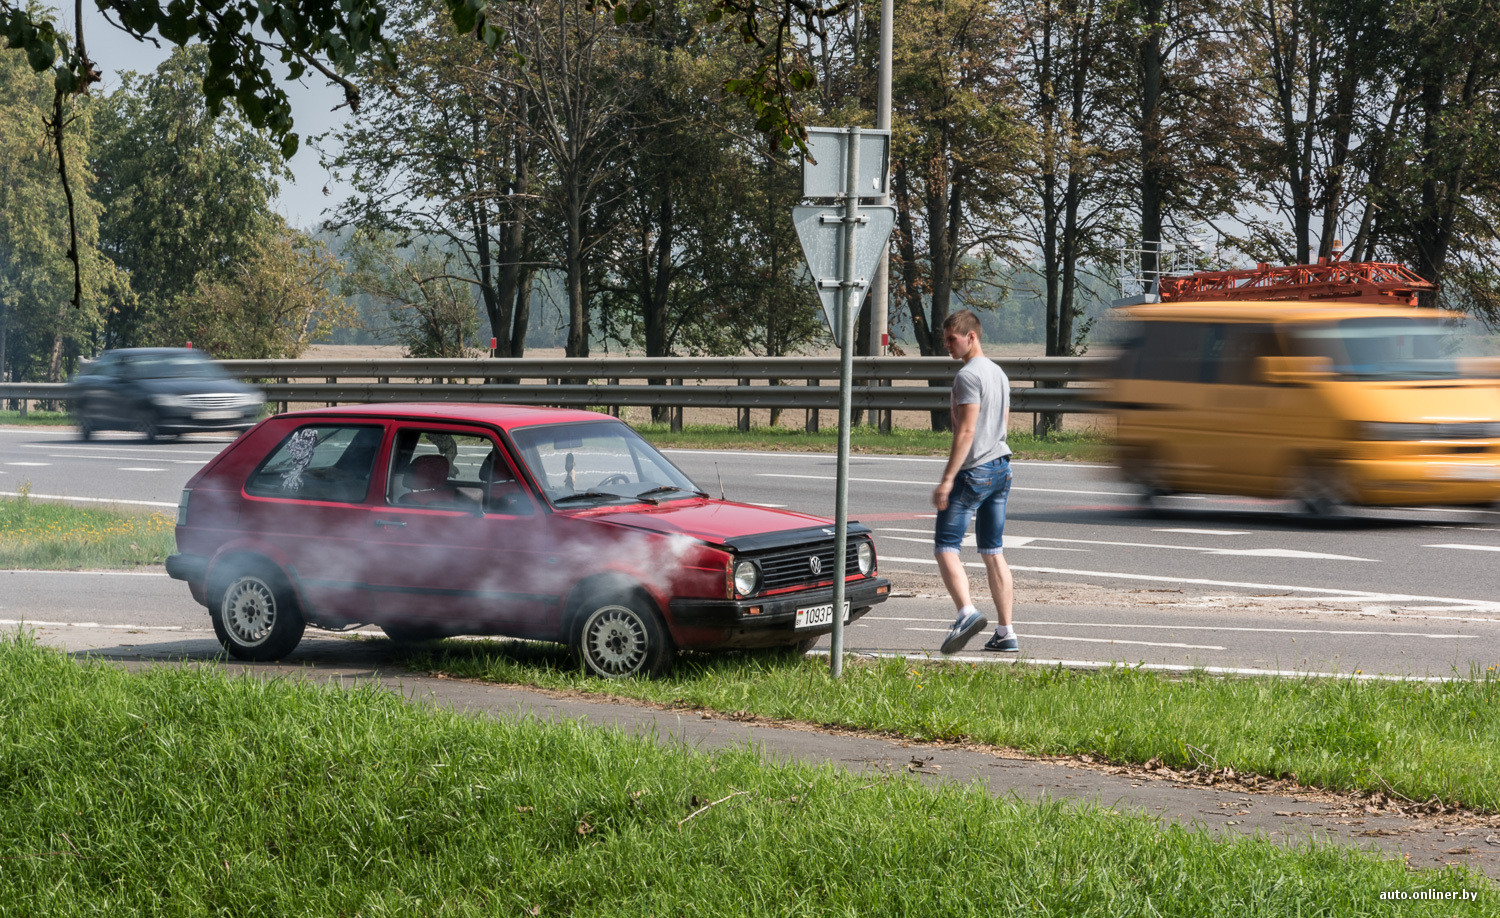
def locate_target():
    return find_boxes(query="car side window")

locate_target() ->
[387,429,500,510]
[245,425,383,503]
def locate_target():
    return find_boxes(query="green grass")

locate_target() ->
[0,408,71,426]
[0,488,175,569]
[0,634,1489,916]
[633,421,1111,460]
[407,643,1500,816]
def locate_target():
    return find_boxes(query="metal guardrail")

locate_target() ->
[3,356,1112,425]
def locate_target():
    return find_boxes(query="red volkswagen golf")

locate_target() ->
[166,403,890,677]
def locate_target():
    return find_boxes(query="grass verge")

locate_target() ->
[0,488,175,569]
[407,642,1500,816]
[0,408,70,426]
[633,421,1111,460]
[1,634,1489,916]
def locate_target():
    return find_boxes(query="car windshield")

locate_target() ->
[126,353,227,379]
[1287,316,1500,381]
[510,420,703,506]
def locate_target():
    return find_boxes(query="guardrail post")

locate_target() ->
[279,378,288,414]
[18,398,27,419]
[609,378,620,417]
[737,378,750,432]
[806,378,819,433]
[326,377,336,408]
[671,379,683,433]
[879,381,892,434]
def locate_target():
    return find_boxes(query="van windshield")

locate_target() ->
[1287,317,1497,381]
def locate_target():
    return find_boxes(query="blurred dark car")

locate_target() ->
[69,348,265,441]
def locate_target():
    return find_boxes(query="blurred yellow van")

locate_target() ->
[1105,300,1500,514]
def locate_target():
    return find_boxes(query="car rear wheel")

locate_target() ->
[573,594,673,679]
[210,564,306,661]
[77,411,94,441]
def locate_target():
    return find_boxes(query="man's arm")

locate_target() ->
[933,401,979,511]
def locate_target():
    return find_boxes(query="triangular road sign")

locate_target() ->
[793,204,897,346]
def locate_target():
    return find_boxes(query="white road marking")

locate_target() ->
[758,472,1132,497]
[1205,547,1374,561]
[1426,543,1500,552]
[0,569,170,576]
[47,454,204,464]
[877,529,1372,561]
[0,491,177,508]
[4,461,50,466]
[828,650,1475,683]
[0,618,190,631]
[746,502,788,508]
[116,467,167,472]
[24,443,225,456]
[879,555,1500,613]
[881,534,1089,551]
[663,448,1109,470]
[863,615,1476,639]
[1154,528,1250,536]
[904,626,1224,650]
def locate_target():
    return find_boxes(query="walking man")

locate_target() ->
[934,309,1018,654]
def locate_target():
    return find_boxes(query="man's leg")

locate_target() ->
[936,551,972,612]
[980,551,1013,628]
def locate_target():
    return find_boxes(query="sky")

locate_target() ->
[51,3,356,230]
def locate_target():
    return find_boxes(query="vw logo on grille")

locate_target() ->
[808,555,823,576]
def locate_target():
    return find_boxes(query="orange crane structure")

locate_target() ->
[1155,247,1437,306]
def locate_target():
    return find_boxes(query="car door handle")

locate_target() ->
[373,519,407,529]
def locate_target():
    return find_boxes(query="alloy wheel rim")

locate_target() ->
[224,578,275,646]
[584,606,646,676]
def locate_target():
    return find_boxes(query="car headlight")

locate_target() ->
[733,560,760,596]
[856,541,875,576]
[238,393,265,408]
[150,394,186,408]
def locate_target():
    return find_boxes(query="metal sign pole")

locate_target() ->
[830,127,861,679]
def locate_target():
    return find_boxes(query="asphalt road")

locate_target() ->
[3,424,1499,678]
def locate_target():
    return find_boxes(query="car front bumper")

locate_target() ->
[669,577,891,649]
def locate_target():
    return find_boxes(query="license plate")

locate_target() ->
[794,601,851,629]
[195,410,239,420]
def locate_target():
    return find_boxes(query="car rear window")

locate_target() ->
[245,425,384,503]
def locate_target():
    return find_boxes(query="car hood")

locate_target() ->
[582,498,838,546]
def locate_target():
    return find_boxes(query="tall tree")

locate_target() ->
[0,47,118,383]
[888,0,1027,366]
[330,0,542,357]
[1110,0,1246,280]
[91,45,287,347]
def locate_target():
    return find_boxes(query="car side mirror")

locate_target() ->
[1254,355,1333,385]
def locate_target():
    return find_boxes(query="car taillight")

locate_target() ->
[176,489,190,526]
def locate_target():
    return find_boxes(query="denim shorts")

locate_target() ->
[934,456,1012,555]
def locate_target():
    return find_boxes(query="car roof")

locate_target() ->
[274,402,616,430]
[1118,301,1463,323]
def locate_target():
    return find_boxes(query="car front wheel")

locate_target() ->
[210,565,306,661]
[573,594,673,679]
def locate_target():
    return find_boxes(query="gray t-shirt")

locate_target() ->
[951,355,1011,469]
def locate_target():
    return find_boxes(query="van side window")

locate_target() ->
[246,425,383,503]
[1134,322,1212,382]
[1217,325,1283,385]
